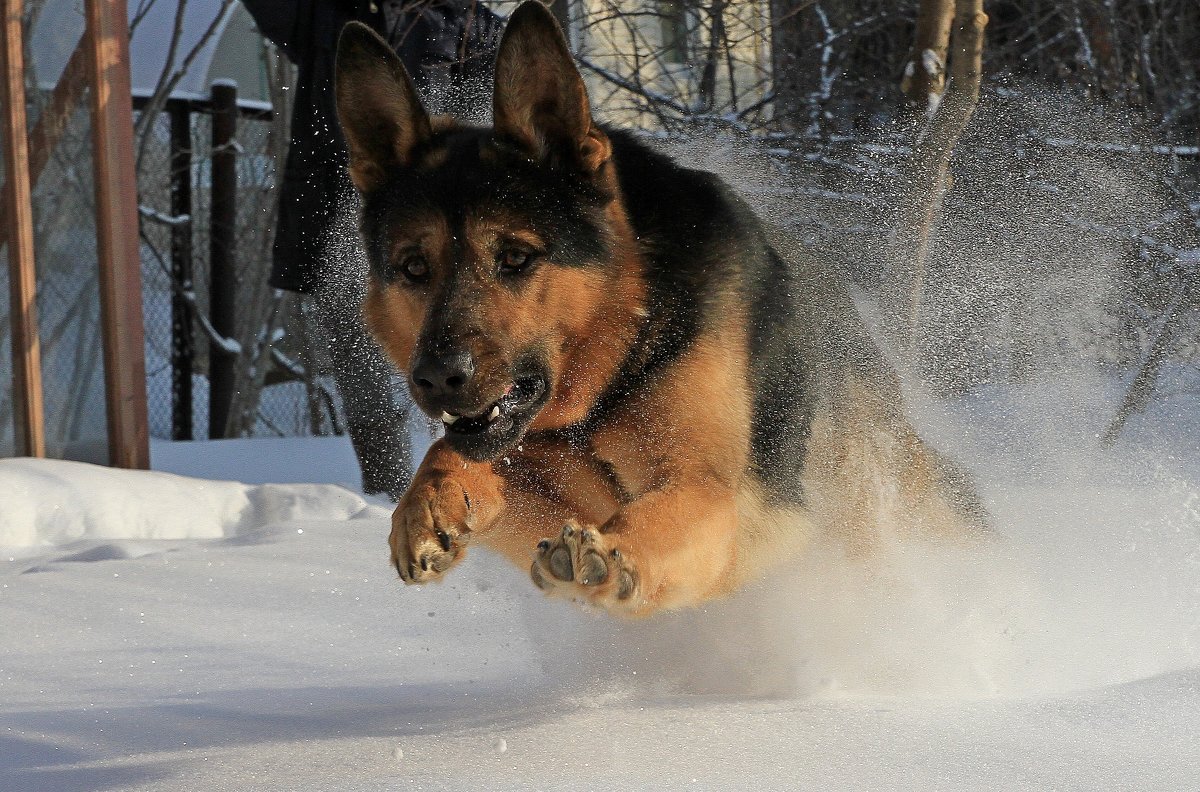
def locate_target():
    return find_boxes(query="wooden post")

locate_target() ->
[0,0,45,457]
[0,37,89,250]
[208,80,238,439]
[85,0,150,469]
[169,101,194,440]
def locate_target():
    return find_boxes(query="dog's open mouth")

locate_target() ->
[440,376,546,438]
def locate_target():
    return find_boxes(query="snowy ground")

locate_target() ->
[2,374,1199,791]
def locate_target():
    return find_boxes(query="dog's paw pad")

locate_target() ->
[530,521,638,609]
[616,568,636,600]
[548,547,573,581]
[578,551,608,586]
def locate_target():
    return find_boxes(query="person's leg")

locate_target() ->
[310,288,414,500]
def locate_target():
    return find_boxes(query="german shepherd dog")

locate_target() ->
[334,2,984,616]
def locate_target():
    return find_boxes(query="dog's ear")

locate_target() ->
[493,2,611,173]
[335,22,432,192]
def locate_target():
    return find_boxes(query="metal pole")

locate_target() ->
[208,80,238,439]
[169,100,194,440]
[0,0,46,457]
[85,0,150,469]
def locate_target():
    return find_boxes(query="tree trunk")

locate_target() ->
[900,0,954,115]
[768,0,821,132]
[894,0,988,355]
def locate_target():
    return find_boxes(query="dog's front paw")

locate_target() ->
[530,521,640,612]
[390,476,473,584]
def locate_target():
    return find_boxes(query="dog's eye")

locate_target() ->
[394,253,429,283]
[497,248,535,275]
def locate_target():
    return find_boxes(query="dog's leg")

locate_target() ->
[478,439,622,565]
[390,440,505,583]
[391,438,621,584]
[530,328,750,616]
[529,480,740,615]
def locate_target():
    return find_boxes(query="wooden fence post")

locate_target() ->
[208,80,238,438]
[0,0,45,457]
[85,0,150,469]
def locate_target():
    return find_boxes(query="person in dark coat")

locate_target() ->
[241,0,503,498]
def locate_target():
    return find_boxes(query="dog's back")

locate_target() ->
[603,128,986,585]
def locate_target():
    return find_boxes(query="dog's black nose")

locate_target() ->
[412,351,476,399]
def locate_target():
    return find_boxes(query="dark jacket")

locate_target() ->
[242,0,502,292]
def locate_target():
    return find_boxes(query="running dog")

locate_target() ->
[333,2,985,616]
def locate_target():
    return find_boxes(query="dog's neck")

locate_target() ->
[529,177,649,431]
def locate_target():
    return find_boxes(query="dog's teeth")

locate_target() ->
[442,412,459,425]
[488,405,500,421]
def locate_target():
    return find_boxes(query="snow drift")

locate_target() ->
[0,456,384,554]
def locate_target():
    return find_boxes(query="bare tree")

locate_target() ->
[899,0,953,115]
[894,0,988,353]
[1102,251,1199,446]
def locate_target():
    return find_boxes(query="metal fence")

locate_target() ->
[134,85,353,443]
[1,101,108,460]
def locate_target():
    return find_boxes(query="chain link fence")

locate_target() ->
[134,55,355,443]
[1,98,108,461]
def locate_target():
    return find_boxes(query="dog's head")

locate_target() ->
[335,2,644,461]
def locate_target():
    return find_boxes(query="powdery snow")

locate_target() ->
[2,378,1199,791]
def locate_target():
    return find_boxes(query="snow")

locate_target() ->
[137,206,191,228]
[3,377,1200,791]
[0,456,377,553]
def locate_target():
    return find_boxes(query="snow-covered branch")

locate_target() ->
[138,205,191,228]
